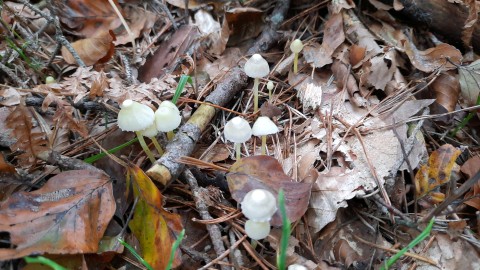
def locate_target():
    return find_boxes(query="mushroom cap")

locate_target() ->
[140,123,158,138]
[267,81,274,91]
[244,54,270,78]
[159,100,177,110]
[241,189,277,222]
[252,116,279,136]
[290,39,304,53]
[224,117,252,143]
[288,264,308,270]
[244,220,271,240]
[155,106,181,132]
[118,100,155,132]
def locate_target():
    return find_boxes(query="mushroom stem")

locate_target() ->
[261,135,267,155]
[135,131,156,163]
[167,131,174,141]
[253,78,260,113]
[293,53,299,74]
[235,143,241,160]
[150,137,164,156]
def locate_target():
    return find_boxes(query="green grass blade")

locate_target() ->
[24,256,68,270]
[172,75,191,104]
[117,237,154,270]
[380,218,435,270]
[450,93,480,136]
[84,137,139,164]
[165,229,185,270]
[277,189,290,270]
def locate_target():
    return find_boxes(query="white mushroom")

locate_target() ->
[139,123,164,156]
[244,220,271,240]
[244,54,270,113]
[155,100,181,140]
[241,189,277,222]
[224,117,252,160]
[266,80,274,100]
[252,116,279,155]
[117,99,156,163]
[290,39,304,74]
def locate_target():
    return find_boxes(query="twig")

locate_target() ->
[0,62,28,88]
[117,51,134,85]
[183,169,230,270]
[353,235,438,266]
[36,149,103,173]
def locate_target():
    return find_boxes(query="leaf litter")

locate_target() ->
[1,0,480,269]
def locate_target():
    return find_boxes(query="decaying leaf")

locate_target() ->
[458,59,480,106]
[225,7,264,46]
[53,0,122,37]
[430,72,460,113]
[462,155,480,209]
[227,156,313,226]
[0,170,115,260]
[6,103,48,166]
[127,165,183,270]
[195,10,229,56]
[402,41,462,73]
[61,31,115,66]
[415,144,461,200]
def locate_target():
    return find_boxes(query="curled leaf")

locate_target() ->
[61,31,115,66]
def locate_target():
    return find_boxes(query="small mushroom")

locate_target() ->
[252,116,279,155]
[224,116,252,160]
[290,39,304,74]
[155,100,181,140]
[241,189,277,222]
[266,80,274,100]
[117,99,156,163]
[244,220,271,240]
[244,54,270,113]
[288,264,308,270]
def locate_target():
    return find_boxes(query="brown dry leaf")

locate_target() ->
[139,25,199,82]
[323,13,345,56]
[61,31,115,66]
[303,43,333,68]
[42,93,89,138]
[114,6,158,45]
[462,155,480,209]
[0,170,115,260]
[0,87,22,106]
[227,156,313,226]
[461,0,478,49]
[6,103,48,166]
[359,50,396,90]
[53,0,122,37]
[415,144,461,199]
[225,7,264,46]
[331,60,367,107]
[402,41,462,72]
[417,234,480,269]
[430,72,460,112]
[195,10,229,56]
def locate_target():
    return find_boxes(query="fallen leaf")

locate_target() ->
[0,170,115,260]
[349,44,366,66]
[227,156,313,226]
[225,7,264,46]
[303,43,333,68]
[114,6,158,45]
[402,41,462,73]
[194,9,229,56]
[0,87,21,106]
[53,0,122,37]
[458,59,480,106]
[61,31,115,66]
[127,165,183,270]
[415,144,461,200]
[461,155,480,209]
[359,50,396,90]
[429,72,460,118]
[323,13,345,56]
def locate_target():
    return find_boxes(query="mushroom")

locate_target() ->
[244,220,271,240]
[139,123,164,156]
[117,99,156,163]
[288,264,308,270]
[244,54,270,113]
[266,80,274,100]
[224,116,252,160]
[241,189,277,222]
[252,116,279,155]
[290,39,304,74]
[155,100,181,140]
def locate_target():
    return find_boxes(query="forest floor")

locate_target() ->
[0,0,480,269]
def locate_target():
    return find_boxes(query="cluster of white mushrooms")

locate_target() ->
[117,99,181,163]
[224,116,279,159]
[241,189,277,240]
